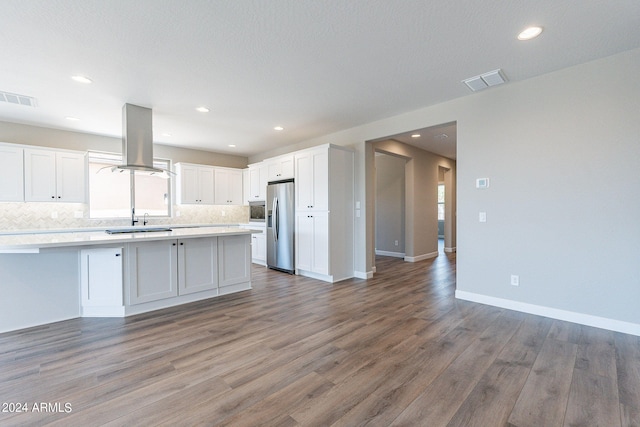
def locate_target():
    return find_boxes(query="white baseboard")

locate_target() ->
[455,290,640,337]
[444,246,456,253]
[405,251,439,262]
[375,250,405,258]
[354,270,373,279]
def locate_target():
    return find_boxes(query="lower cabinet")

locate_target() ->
[251,232,266,265]
[80,235,252,316]
[80,247,124,316]
[126,240,179,305]
[218,235,252,290]
[296,212,329,276]
[178,237,218,295]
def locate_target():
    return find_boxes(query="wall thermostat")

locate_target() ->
[476,178,490,189]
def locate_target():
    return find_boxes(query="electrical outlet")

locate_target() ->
[395,240,399,246]
[479,212,487,222]
[221,210,226,217]
[510,275,520,286]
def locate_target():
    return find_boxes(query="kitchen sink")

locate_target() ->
[105,227,172,234]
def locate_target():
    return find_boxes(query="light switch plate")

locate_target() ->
[479,212,487,222]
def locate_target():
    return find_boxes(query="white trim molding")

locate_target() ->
[444,246,456,253]
[354,270,374,279]
[455,290,640,337]
[404,251,438,263]
[375,250,405,258]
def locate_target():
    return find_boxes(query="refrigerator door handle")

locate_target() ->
[273,196,279,242]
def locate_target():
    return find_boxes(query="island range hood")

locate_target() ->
[112,103,169,175]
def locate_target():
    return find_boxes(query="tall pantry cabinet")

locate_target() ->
[294,144,354,283]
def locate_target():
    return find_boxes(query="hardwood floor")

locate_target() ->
[1,251,639,426]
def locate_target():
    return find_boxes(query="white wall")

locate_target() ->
[252,47,640,333]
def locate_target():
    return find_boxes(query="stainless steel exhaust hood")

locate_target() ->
[113,103,168,175]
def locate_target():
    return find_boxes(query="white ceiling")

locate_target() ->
[1,1,638,158]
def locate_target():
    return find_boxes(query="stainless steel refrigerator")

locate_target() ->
[266,179,295,273]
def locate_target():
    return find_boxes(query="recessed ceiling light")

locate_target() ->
[274,126,284,131]
[518,26,543,41]
[195,106,210,113]
[65,116,80,121]
[435,133,449,140]
[71,75,92,84]
[162,133,172,137]
[228,144,236,148]
[411,134,421,138]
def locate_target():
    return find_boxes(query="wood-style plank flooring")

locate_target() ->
[1,250,639,426]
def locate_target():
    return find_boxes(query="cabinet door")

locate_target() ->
[311,212,329,275]
[295,149,328,211]
[267,156,294,181]
[311,150,329,211]
[56,152,86,202]
[178,238,218,295]
[24,149,56,201]
[127,240,178,304]
[0,146,24,201]
[214,168,229,204]
[251,232,266,264]
[80,247,123,308]
[295,213,314,272]
[249,166,265,200]
[295,212,328,274]
[243,168,250,205]
[214,169,242,205]
[295,153,313,210]
[218,235,251,287]
[177,164,199,204]
[198,167,215,204]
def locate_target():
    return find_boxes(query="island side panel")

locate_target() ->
[0,250,80,333]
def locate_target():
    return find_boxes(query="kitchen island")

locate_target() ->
[0,226,257,333]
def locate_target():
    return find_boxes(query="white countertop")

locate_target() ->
[0,226,260,253]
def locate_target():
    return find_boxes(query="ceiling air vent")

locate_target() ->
[0,91,37,107]
[462,69,507,92]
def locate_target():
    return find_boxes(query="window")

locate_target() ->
[437,183,445,221]
[88,152,171,219]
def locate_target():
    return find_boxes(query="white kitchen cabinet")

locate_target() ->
[214,168,243,205]
[126,240,178,305]
[0,145,24,201]
[295,148,328,211]
[248,162,267,201]
[175,163,215,204]
[267,155,294,181]
[218,234,251,289]
[242,168,250,205]
[177,237,218,295]
[80,247,124,316]
[293,145,354,283]
[244,224,266,265]
[24,148,86,202]
[296,212,329,275]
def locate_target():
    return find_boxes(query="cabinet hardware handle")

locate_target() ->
[180,242,184,245]
[172,243,177,246]
[115,254,121,257]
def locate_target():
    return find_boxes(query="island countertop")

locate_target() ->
[0,226,260,253]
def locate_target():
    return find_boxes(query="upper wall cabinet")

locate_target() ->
[0,145,24,201]
[175,163,215,204]
[24,148,86,202]
[295,148,328,211]
[214,168,243,205]
[248,162,267,201]
[267,155,294,182]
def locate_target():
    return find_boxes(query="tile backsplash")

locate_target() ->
[0,202,249,232]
